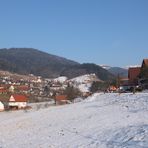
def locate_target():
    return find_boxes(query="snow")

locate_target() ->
[125,65,141,69]
[99,64,111,70]
[0,93,148,148]
[78,83,92,93]
[70,74,100,93]
[53,76,68,83]
[70,74,99,83]
[0,101,4,111]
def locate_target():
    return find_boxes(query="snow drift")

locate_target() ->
[0,93,148,148]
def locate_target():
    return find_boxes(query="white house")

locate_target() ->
[0,101,4,111]
[9,94,28,109]
[9,85,15,93]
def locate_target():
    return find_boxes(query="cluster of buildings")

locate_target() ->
[0,59,147,111]
[0,84,29,111]
[119,59,148,91]
[0,73,45,111]
[0,73,99,111]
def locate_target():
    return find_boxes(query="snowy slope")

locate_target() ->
[70,74,100,83]
[70,74,101,93]
[53,76,68,83]
[0,93,148,148]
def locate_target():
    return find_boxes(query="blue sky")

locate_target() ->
[0,0,148,67]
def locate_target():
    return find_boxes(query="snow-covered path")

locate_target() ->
[0,93,148,148]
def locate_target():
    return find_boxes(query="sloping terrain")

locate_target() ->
[61,63,115,81]
[0,48,115,81]
[0,48,78,78]
[108,67,128,77]
[0,93,148,148]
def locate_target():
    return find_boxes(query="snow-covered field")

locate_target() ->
[0,93,148,148]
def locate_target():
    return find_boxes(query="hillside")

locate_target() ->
[108,67,128,77]
[0,48,115,81]
[0,93,148,147]
[61,63,115,81]
[0,48,78,78]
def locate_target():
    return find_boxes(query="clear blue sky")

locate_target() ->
[0,0,148,67]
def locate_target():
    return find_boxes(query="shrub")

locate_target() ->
[90,81,109,93]
[63,85,82,101]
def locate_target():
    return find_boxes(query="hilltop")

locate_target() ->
[0,48,115,81]
[108,67,128,77]
[100,65,128,77]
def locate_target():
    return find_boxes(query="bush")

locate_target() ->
[139,67,148,78]
[63,85,82,101]
[90,81,109,93]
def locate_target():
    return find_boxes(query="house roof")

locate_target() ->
[55,95,67,101]
[143,59,148,67]
[17,85,29,91]
[0,89,8,93]
[128,67,141,80]
[0,84,11,89]
[9,94,28,102]
[120,77,129,81]
[0,87,7,91]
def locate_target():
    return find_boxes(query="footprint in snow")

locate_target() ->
[73,128,78,134]
[59,130,64,136]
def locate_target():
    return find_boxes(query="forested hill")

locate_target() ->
[0,48,115,81]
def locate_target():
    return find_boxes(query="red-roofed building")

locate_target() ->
[0,87,8,94]
[17,85,29,93]
[9,94,28,109]
[55,95,67,101]
[128,67,141,85]
[55,95,69,105]
[142,59,148,68]
[139,59,148,89]
[120,77,129,86]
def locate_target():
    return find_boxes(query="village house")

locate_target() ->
[55,95,69,105]
[139,59,148,89]
[0,84,30,94]
[118,66,141,92]
[119,77,129,86]
[9,85,15,93]
[17,85,30,94]
[141,59,148,69]
[122,59,148,91]
[0,87,8,94]
[8,94,28,109]
[0,101,4,111]
[128,67,141,86]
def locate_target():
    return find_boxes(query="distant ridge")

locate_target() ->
[108,67,128,77]
[100,65,128,77]
[0,48,115,81]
